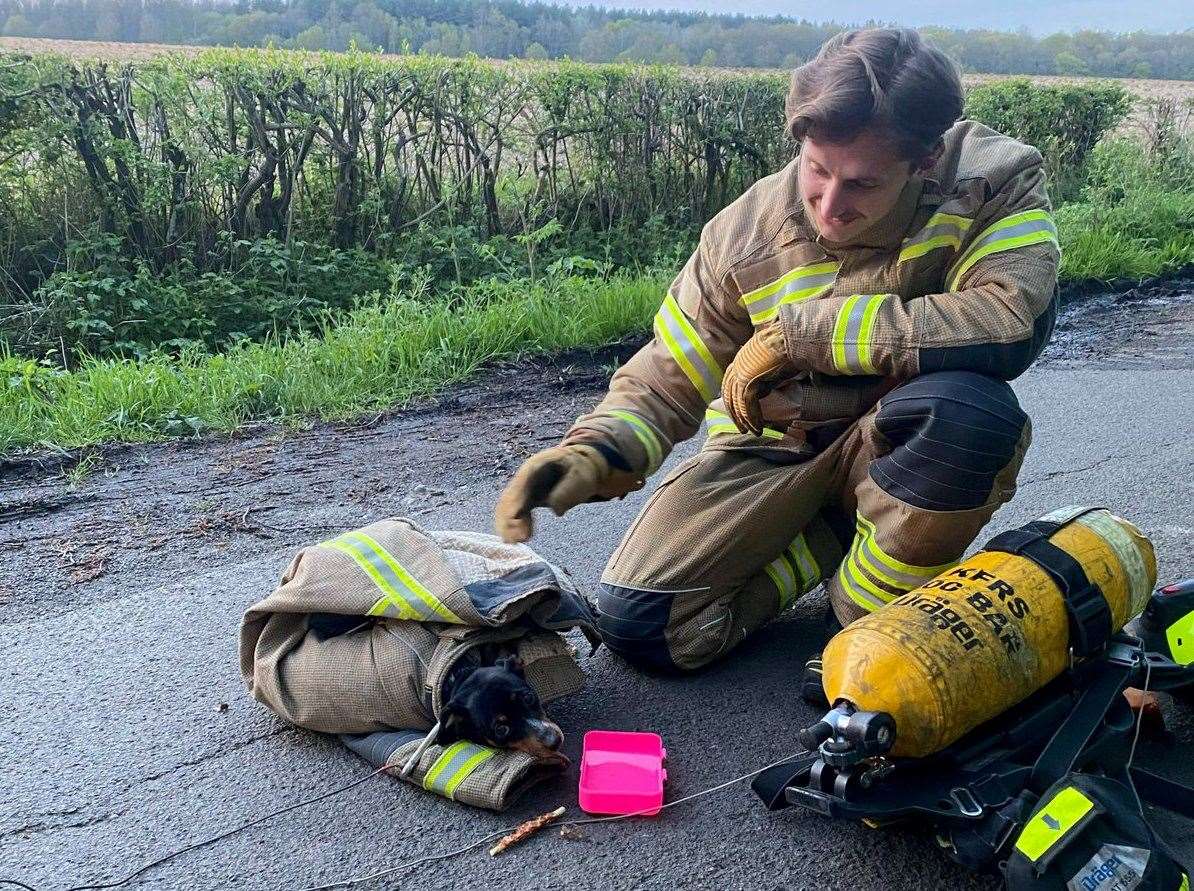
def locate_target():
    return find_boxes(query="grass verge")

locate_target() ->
[4,176,1193,455]
[1058,187,1194,282]
[0,272,665,453]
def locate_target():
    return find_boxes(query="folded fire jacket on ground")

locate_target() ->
[239,517,598,810]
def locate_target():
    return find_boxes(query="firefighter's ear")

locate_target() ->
[916,139,945,174]
[495,655,525,677]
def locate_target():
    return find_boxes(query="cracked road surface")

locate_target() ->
[2,281,1193,890]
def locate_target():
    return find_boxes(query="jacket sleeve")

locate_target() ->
[561,234,753,477]
[778,159,1060,382]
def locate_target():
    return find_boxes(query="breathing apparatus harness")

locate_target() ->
[753,575,1194,889]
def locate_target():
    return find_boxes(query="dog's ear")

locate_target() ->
[495,654,525,677]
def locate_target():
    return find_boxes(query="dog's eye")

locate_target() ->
[521,690,538,709]
[493,723,511,742]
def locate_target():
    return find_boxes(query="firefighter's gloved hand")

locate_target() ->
[495,443,643,543]
[722,322,792,436]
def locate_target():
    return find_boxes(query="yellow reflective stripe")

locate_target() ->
[442,748,496,798]
[949,209,1058,290]
[846,550,900,604]
[836,559,889,613]
[1014,786,1095,862]
[898,212,973,264]
[422,741,496,798]
[1179,872,1189,891]
[608,409,663,474]
[704,408,784,440]
[654,293,722,402]
[741,261,839,325]
[787,532,820,592]
[324,531,462,624]
[741,261,839,304]
[831,294,889,374]
[852,516,954,591]
[899,234,961,263]
[1167,609,1194,667]
[766,553,799,609]
[856,294,883,375]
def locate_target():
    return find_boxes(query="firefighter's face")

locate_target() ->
[799,127,921,244]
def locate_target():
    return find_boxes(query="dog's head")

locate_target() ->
[438,655,566,763]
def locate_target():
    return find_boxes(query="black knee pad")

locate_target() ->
[871,372,1029,511]
[596,583,679,673]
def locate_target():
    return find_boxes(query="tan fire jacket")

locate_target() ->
[565,120,1061,471]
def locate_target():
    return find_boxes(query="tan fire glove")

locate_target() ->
[495,443,644,543]
[721,322,793,435]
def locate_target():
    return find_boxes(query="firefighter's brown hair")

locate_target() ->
[787,28,963,162]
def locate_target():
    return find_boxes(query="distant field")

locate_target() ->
[3,35,1190,138]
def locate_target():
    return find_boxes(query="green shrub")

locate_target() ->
[964,79,1132,198]
[24,233,391,359]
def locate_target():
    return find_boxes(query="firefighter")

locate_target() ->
[494,27,1060,676]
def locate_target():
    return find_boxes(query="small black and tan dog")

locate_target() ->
[308,613,567,763]
[438,649,567,763]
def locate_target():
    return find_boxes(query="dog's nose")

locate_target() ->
[532,718,563,751]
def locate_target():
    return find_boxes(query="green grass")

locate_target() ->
[0,272,666,452]
[5,150,1194,455]
[1058,188,1194,282]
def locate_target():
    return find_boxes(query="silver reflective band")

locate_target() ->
[949,209,1058,290]
[654,293,723,402]
[831,294,888,375]
[740,262,839,325]
[898,212,973,264]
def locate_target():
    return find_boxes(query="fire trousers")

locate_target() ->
[596,371,1032,672]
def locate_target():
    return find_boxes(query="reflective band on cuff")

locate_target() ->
[831,294,889,375]
[1014,786,1095,862]
[704,407,784,439]
[1180,873,1190,891]
[949,208,1059,291]
[768,531,822,609]
[765,553,799,609]
[788,532,820,593]
[740,261,839,325]
[608,409,664,474]
[323,531,463,624]
[423,741,496,799]
[854,514,954,590]
[898,212,973,264]
[837,560,890,613]
[654,293,723,402]
[1071,511,1152,617]
[838,515,955,613]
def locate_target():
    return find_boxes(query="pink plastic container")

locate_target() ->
[578,730,668,816]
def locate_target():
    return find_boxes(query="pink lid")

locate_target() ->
[578,730,667,816]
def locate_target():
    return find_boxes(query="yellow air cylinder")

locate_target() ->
[821,507,1156,759]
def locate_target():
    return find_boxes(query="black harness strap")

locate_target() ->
[1129,767,1194,820]
[751,754,820,810]
[1026,657,1135,794]
[984,516,1113,658]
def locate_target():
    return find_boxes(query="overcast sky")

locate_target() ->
[572,0,1193,36]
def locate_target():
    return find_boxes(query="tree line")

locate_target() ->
[2,0,1193,80]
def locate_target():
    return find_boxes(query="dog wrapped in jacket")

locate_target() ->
[239,517,598,810]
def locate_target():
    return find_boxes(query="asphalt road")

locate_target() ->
[2,285,1192,891]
